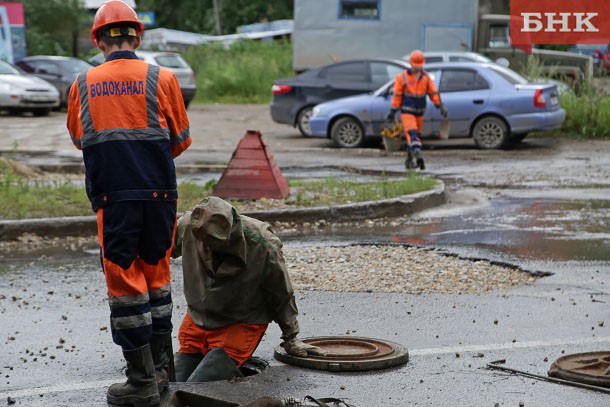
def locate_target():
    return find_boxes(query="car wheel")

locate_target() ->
[331,117,365,148]
[472,116,509,149]
[296,106,313,137]
[32,108,50,117]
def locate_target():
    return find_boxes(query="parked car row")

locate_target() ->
[0,50,197,116]
[271,55,567,150]
[0,60,60,116]
[270,58,410,137]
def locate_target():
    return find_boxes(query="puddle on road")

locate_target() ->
[284,198,610,262]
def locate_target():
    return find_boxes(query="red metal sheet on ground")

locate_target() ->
[213,130,290,199]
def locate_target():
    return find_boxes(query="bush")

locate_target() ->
[522,57,610,139]
[560,90,610,139]
[182,40,293,104]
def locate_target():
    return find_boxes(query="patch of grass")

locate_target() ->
[0,165,91,219]
[0,168,437,219]
[560,90,610,139]
[182,40,293,104]
[288,175,437,206]
[177,180,217,213]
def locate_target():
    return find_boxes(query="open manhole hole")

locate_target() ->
[548,351,610,387]
[274,336,408,372]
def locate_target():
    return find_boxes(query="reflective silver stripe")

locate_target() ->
[151,303,173,319]
[171,126,190,145]
[146,64,160,128]
[81,127,170,149]
[108,292,150,307]
[429,91,439,96]
[69,133,81,149]
[149,283,171,300]
[404,92,427,99]
[77,74,94,137]
[111,312,152,330]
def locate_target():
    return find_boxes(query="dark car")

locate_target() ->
[270,58,410,136]
[16,56,93,107]
[567,43,610,72]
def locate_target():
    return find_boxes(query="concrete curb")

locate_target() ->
[0,182,446,241]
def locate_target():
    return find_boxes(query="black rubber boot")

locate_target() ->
[187,347,244,382]
[414,148,425,170]
[173,352,203,382]
[405,151,417,170]
[149,333,172,393]
[107,345,160,407]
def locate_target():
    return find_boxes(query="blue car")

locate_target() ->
[309,62,566,149]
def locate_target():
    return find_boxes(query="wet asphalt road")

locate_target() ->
[1,109,610,405]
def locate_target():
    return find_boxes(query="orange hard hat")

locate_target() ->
[409,50,425,68]
[91,0,144,46]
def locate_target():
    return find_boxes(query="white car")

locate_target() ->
[402,51,493,64]
[0,60,60,116]
[89,51,197,108]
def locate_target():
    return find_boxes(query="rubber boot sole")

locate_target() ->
[107,393,160,407]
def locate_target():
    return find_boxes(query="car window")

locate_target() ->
[16,60,36,73]
[36,61,60,76]
[370,62,404,86]
[425,56,443,63]
[449,56,475,62]
[154,54,188,69]
[319,62,367,82]
[474,73,490,90]
[488,65,529,85]
[439,69,481,92]
[57,59,92,74]
[0,61,20,75]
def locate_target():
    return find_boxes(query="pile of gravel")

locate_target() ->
[284,244,537,294]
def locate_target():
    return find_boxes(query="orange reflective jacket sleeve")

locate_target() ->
[157,69,191,158]
[427,75,441,106]
[391,72,404,109]
[66,79,84,150]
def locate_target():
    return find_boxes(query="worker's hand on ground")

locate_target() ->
[439,104,448,118]
[281,337,328,358]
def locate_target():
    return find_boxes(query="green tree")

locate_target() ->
[22,0,84,56]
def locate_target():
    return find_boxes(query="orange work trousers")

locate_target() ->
[400,114,424,147]
[97,201,177,350]
[178,312,268,367]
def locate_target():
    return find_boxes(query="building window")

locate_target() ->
[339,0,380,20]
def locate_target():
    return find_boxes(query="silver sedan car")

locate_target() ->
[0,60,60,116]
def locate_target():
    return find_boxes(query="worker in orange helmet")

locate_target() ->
[66,1,191,406]
[387,50,447,170]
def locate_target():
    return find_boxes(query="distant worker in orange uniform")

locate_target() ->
[387,50,447,170]
[171,197,326,382]
[66,1,191,406]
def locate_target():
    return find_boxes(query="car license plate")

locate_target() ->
[28,94,51,101]
[550,95,559,106]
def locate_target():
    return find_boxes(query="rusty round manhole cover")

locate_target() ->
[548,351,610,387]
[274,336,408,372]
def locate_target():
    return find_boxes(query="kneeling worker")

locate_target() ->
[171,197,326,381]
